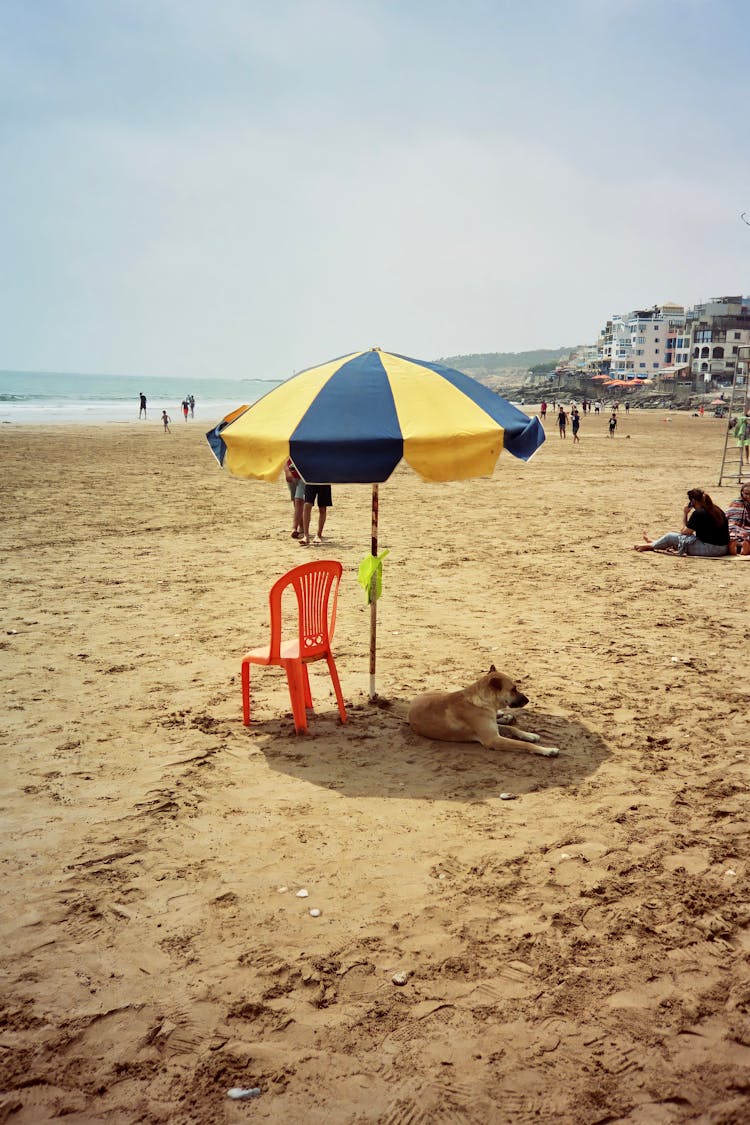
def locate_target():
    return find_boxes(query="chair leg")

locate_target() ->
[241,661,251,725]
[301,664,313,709]
[326,652,347,724]
[285,662,308,734]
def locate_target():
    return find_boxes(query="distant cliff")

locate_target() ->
[437,347,577,379]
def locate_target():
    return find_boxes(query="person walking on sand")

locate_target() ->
[609,412,617,438]
[300,483,332,547]
[161,410,171,432]
[285,458,305,539]
[557,404,568,438]
[182,399,189,423]
[540,400,547,422]
[189,395,195,418]
[571,407,581,444]
[139,392,147,419]
[633,487,729,557]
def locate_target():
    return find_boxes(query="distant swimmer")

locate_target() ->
[139,392,147,419]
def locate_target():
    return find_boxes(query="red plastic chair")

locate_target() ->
[241,560,347,734]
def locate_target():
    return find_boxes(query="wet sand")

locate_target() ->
[1,409,749,1123]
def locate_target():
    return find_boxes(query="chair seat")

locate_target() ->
[243,639,300,665]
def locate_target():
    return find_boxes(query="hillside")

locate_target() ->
[438,347,577,378]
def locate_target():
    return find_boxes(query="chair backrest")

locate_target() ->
[267,560,343,661]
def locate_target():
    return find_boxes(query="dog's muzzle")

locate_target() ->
[509,691,529,708]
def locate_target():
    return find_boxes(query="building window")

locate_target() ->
[713,346,724,359]
[701,347,710,358]
[734,332,741,339]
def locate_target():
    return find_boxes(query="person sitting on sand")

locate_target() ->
[727,481,750,557]
[633,487,730,557]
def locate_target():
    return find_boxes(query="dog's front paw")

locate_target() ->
[496,711,517,727]
[537,745,560,757]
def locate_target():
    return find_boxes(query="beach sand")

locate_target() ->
[1,410,749,1124]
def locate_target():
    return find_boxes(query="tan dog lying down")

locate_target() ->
[408,666,560,757]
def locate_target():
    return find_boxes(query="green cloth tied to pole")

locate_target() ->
[357,550,390,604]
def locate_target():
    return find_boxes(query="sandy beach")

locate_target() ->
[1,409,749,1124]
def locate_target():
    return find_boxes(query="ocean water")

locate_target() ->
[0,370,281,425]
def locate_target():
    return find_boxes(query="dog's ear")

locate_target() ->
[488,664,496,673]
[489,674,506,691]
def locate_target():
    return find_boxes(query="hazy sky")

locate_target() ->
[2,0,748,380]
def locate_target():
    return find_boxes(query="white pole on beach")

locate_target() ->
[369,483,379,701]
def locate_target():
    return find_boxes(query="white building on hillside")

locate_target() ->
[598,303,687,378]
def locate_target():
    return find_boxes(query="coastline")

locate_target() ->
[0,400,249,426]
[2,414,748,1122]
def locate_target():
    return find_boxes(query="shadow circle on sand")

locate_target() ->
[244,702,609,801]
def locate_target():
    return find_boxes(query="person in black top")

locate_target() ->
[633,487,730,557]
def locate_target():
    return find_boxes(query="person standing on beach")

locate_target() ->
[609,412,617,438]
[161,410,171,432]
[734,411,750,465]
[285,458,305,539]
[540,400,547,422]
[571,407,581,444]
[300,484,332,547]
[189,395,195,418]
[182,400,189,423]
[557,404,568,438]
[139,393,147,419]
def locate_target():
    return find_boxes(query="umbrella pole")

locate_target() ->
[369,483,378,700]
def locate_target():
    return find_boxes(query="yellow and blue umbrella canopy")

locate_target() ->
[206,349,544,483]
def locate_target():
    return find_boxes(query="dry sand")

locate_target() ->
[1,409,749,1124]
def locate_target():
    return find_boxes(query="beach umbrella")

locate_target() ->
[206,348,544,699]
